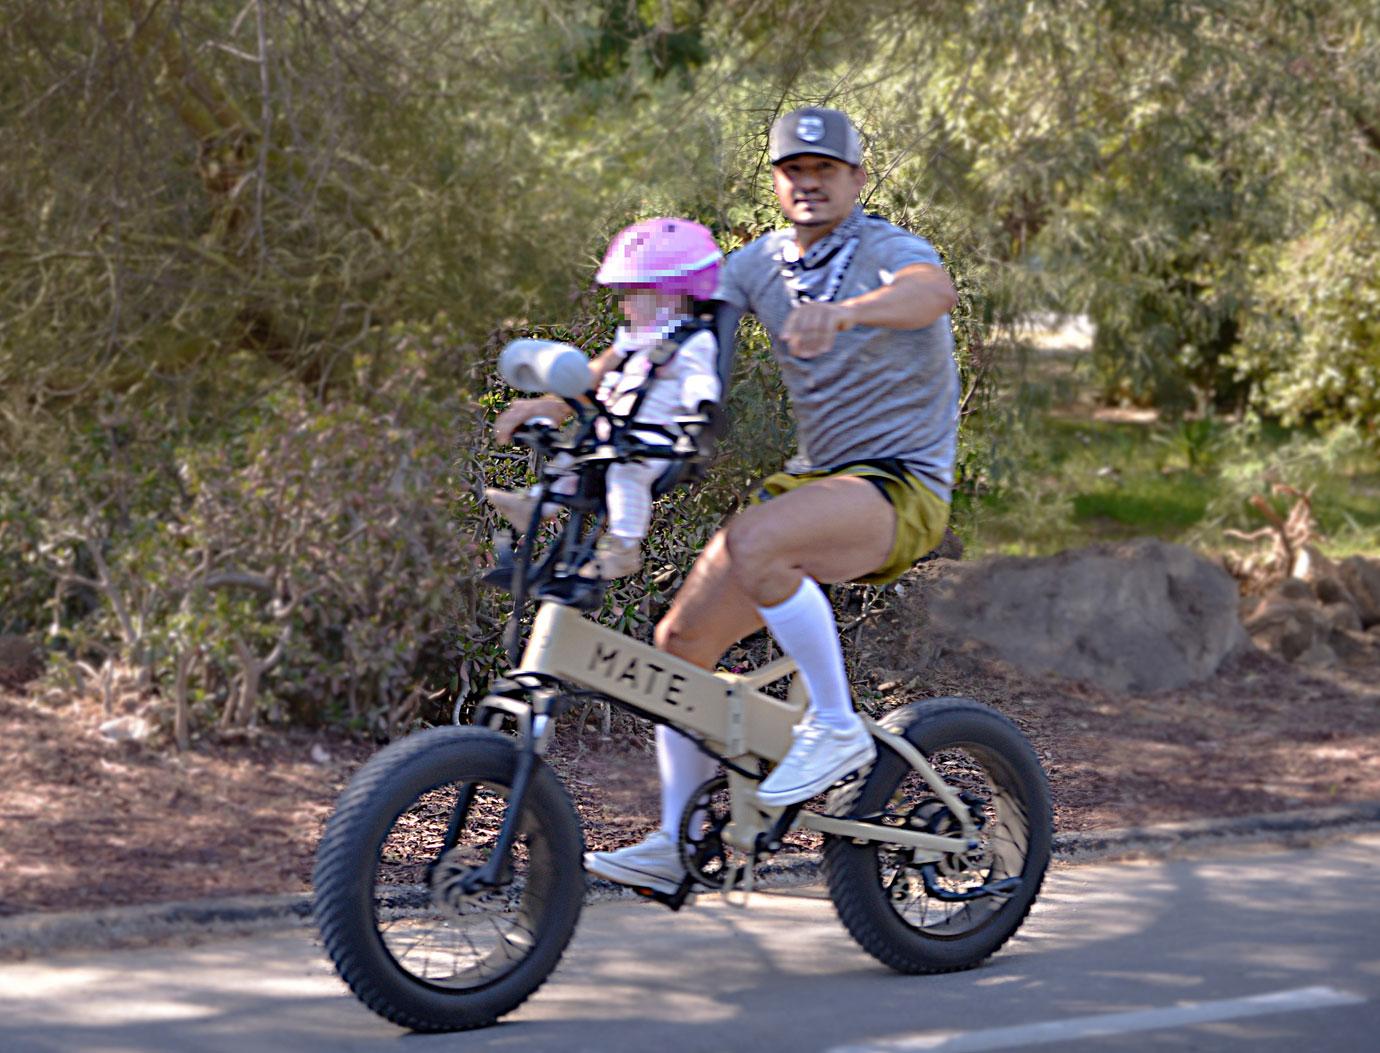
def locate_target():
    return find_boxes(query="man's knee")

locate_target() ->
[723,512,784,588]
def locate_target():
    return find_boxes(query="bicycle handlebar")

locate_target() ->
[499,340,593,399]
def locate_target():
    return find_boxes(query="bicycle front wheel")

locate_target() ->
[823,697,1051,974]
[312,726,585,1031]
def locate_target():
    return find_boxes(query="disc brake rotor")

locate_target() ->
[428,845,518,914]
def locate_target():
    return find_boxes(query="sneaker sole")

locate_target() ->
[754,743,877,807]
[583,853,684,896]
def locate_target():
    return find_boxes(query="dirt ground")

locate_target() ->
[3,638,1378,917]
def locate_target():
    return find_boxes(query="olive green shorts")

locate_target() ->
[754,459,951,585]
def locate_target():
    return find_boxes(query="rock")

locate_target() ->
[878,538,1247,693]
[0,634,44,689]
[1275,578,1314,602]
[1322,601,1364,634]
[1295,641,1339,668]
[98,716,151,743]
[1244,592,1348,663]
[930,527,965,562]
[1338,556,1380,627]
[1313,575,1359,609]
[1331,627,1380,667]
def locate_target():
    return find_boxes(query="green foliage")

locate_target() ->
[964,402,1380,558]
[1198,422,1380,555]
[6,0,1380,745]
[4,351,485,738]
[1234,212,1380,442]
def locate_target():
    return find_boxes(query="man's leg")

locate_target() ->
[584,476,896,890]
[657,475,894,805]
[656,475,895,660]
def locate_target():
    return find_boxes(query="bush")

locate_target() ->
[9,345,486,740]
[1234,212,1380,445]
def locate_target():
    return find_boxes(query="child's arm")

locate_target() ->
[495,345,621,443]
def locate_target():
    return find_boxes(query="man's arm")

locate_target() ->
[782,263,957,359]
[494,345,619,443]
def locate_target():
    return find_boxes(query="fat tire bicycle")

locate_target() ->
[312,328,1053,1031]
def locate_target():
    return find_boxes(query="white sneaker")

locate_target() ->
[755,715,876,806]
[484,487,540,526]
[584,830,685,894]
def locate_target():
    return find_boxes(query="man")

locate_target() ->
[499,107,959,894]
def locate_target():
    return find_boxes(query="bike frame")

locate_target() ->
[502,600,979,862]
[464,374,981,901]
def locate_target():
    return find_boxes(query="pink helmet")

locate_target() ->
[596,217,722,299]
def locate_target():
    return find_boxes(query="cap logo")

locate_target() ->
[796,116,825,142]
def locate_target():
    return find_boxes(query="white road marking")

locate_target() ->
[827,985,1365,1053]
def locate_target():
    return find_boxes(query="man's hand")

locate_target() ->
[494,397,569,444]
[782,302,855,358]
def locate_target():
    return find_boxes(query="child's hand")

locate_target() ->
[495,398,568,443]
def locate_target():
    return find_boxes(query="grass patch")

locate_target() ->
[1071,481,1211,533]
[960,365,1380,559]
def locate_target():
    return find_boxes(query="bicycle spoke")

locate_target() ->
[871,740,1035,939]
[369,779,550,990]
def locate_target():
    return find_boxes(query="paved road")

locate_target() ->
[3,836,1379,1053]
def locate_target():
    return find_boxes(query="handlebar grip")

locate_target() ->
[498,340,593,399]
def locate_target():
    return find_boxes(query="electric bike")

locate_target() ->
[311,325,1053,1031]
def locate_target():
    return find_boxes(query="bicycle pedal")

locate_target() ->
[633,876,696,912]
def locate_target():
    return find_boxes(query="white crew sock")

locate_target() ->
[757,577,857,730]
[657,725,715,838]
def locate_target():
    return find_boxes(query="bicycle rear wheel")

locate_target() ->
[823,697,1051,974]
[313,726,584,1031]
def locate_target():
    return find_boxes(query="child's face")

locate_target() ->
[619,290,680,332]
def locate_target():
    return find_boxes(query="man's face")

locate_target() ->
[772,155,867,229]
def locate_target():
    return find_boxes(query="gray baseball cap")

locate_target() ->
[768,106,863,166]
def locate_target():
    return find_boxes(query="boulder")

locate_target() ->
[1338,556,1380,628]
[1331,627,1380,667]
[0,634,43,689]
[1313,574,1359,609]
[1322,600,1364,634]
[1275,578,1314,603]
[1295,641,1339,669]
[1244,600,1330,662]
[878,538,1247,694]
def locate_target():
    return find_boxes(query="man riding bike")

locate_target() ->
[495,106,960,895]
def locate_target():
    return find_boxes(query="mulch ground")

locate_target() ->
[3,641,1378,917]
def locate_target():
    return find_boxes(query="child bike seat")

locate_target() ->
[650,298,743,498]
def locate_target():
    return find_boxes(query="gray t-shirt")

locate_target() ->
[716,215,959,501]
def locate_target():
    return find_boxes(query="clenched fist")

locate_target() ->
[781,301,856,358]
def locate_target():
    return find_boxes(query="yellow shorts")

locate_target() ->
[754,459,951,585]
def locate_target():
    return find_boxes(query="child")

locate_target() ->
[485,218,723,579]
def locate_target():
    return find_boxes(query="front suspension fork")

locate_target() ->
[451,683,559,894]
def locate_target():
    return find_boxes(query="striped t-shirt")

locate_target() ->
[715,215,960,502]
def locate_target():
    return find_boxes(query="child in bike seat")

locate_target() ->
[485,218,723,580]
